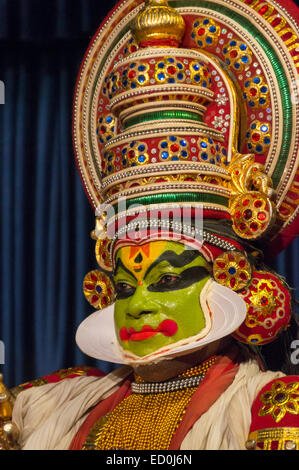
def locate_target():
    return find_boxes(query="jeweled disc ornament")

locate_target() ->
[213,250,252,291]
[83,270,115,309]
[232,271,292,345]
[230,191,275,240]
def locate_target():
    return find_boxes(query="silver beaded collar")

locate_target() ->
[131,374,205,394]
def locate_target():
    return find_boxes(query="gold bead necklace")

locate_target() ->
[83,357,216,450]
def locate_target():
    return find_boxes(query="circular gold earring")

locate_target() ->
[213,250,252,291]
[83,270,115,309]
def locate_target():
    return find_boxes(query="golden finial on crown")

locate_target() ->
[131,0,186,47]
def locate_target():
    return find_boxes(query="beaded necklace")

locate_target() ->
[82,356,217,450]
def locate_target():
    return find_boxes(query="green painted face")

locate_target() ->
[113,240,211,357]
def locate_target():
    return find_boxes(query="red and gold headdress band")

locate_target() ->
[74,0,299,347]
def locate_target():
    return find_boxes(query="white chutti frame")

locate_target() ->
[76,279,247,365]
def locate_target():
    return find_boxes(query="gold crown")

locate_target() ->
[95,0,277,243]
[74,0,299,256]
[131,0,186,46]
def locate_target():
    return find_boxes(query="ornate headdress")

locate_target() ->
[73,0,299,363]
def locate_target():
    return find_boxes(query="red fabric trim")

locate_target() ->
[42,367,105,384]
[21,367,105,391]
[169,348,240,449]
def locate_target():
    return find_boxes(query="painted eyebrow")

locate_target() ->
[144,249,202,279]
[113,258,138,281]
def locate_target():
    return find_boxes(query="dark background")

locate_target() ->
[0,0,298,387]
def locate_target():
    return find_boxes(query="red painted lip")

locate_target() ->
[119,319,178,342]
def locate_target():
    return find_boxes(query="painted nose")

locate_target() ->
[127,310,153,319]
[126,286,158,319]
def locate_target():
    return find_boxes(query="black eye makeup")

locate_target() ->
[148,266,208,292]
[115,282,136,300]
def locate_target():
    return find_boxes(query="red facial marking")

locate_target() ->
[119,320,178,342]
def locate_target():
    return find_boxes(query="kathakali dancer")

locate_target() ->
[1,0,299,451]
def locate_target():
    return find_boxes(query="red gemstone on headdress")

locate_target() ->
[261,296,268,306]
[100,125,106,134]
[230,278,236,288]
[239,223,246,231]
[128,70,136,79]
[259,5,268,15]
[240,272,247,280]
[282,31,293,42]
[167,66,176,75]
[254,200,263,208]
[197,28,205,36]
[257,212,266,221]
[239,260,246,268]
[91,273,98,282]
[230,50,238,58]
[250,222,258,231]
[128,150,135,158]
[170,143,179,152]
[252,133,260,142]
[271,17,282,27]
[242,199,250,206]
[249,88,257,97]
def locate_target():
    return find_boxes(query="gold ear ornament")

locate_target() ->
[83,270,115,309]
[213,250,252,291]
